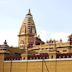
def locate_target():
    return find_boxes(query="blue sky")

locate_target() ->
[0,0,72,46]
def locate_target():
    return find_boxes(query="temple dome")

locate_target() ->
[19,9,37,36]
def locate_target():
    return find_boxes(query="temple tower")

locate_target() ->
[0,40,9,60]
[69,34,72,45]
[18,9,37,49]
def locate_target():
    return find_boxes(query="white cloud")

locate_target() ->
[37,30,49,41]
[0,31,18,47]
[49,32,71,41]
[38,30,71,42]
[0,30,71,47]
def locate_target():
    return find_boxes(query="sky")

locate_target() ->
[0,0,72,46]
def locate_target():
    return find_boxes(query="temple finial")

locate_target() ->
[27,9,32,15]
[4,40,7,45]
[29,9,30,13]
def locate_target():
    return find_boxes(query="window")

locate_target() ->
[51,55,53,59]
[63,50,67,52]
[61,56,63,58]
[21,32,25,34]
[49,48,54,52]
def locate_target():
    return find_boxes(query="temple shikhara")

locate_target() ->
[0,9,72,72]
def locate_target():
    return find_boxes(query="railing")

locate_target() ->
[28,42,71,50]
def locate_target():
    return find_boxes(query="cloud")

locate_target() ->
[49,32,71,41]
[0,31,18,47]
[37,30,49,41]
[0,30,71,47]
[38,30,71,42]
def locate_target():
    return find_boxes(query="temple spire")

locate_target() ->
[4,40,7,45]
[18,9,37,48]
[27,9,32,15]
[29,9,30,13]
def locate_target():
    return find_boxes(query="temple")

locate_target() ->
[0,9,72,61]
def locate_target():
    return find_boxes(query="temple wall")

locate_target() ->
[0,61,4,72]
[0,59,72,72]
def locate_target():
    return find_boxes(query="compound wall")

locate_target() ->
[0,59,72,72]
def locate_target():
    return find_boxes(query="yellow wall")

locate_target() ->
[0,59,72,72]
[0,61,4,72]
[0,54,4,60]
